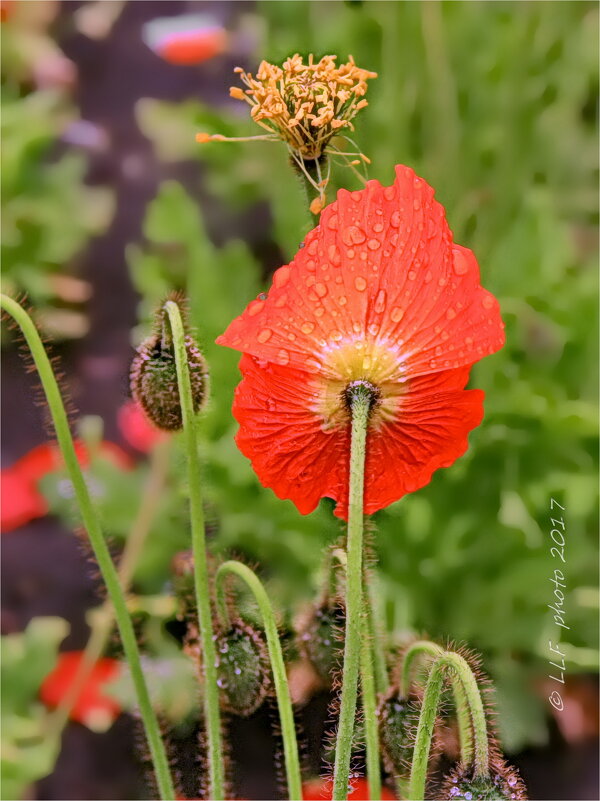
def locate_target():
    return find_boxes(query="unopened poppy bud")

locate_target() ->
[171,550,196,613]
[441,759,527,801]
[297,597,345,686]
[130,299,208,432]
[378,687,417,777]
[215,620,270,717]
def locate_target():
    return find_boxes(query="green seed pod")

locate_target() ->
[378,687,417,777]
[297,598,345,686]
[215,620,270,717]
[130,300,208,432]
[441,759,527,801]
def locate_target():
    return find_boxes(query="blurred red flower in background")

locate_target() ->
[143,14,228,66]
[218,165,505,520]
[117,398,168,453]
[1,440,131,532]
[302,777,396,800]
[39,650,121,730]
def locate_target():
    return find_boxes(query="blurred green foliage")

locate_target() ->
[131,0,598,752]
[5,0,596,766]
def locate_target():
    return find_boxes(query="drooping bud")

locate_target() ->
[215,620,270,717]
[297,597,345,686]
[441,758,527,801]
[377,686,417,777]
[130,296,208,432]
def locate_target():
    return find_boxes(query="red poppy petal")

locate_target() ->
[217,165,504,380]
[39,651,121,728]
[156,30,227,65]
[0,468,48,532]
[233,357,483,520]
[302,777,396,800]
[117,399,167,453]
[233,355,347,515]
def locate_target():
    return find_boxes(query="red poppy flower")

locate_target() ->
[217,165,504,520]
[302,777,396,800]
[39,650,121,730]
[143,15,228,66]
[117,399,168,453]
[1,440,132,532]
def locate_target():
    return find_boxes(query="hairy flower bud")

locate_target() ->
[297,597,345,686]
[215,620,270,717]
[441,759,527,801]
[130,298,208,432]
[378,687,417,777]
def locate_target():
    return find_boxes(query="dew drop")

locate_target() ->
[327,213,339,230]
[346,249,355,259]
[360,251,367,261]
[391,306,404,323]
[353,322,362,334]
[384,186,395,201]
[390,211,401,228]
[435,345,443,355]
[327,244,341,265]
[408,270,416,281]
[273,265,290,288]
[338,295,347,306]
[342,225,367,245]
[274,293,287,308]
[247,299,264,317]
[374,289,387,313]
[368,323,379,336]
[441,331,450,341]
[301,322,315,334]
[306,259,316,271]
[277,349,290,365]
[452,247,470,275]
[314,306,325,317]
[305,275,316,287]
[306,357,321,371]
[446,308,457,320]
[288,333,296,341]
[482,294,495,309]
[465,336,473,345]
[257,328,272,343]
[354,276,367,291]
[373,222,384,233]
[367,238,381,251]
[307,239,319,256]
[330,330,343,342]
[362,355,372,370]
[424,270,432,283]
[438,277,447,287]
[314,282,328,298]
[413,199,421,211]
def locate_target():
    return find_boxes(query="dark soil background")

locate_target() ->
[1,2,598,799]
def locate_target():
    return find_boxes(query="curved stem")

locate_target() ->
[215,560,302,801]
[164,300,225,801]
[0,294,175,801]
[332,389,370,801]
[408,652,491,800]
[401,641,476,767]
[47,439,171,738]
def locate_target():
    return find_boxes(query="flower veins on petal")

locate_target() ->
[217,165,505,520]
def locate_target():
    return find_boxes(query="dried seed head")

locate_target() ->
[215,620,270,717]
[297,597,345,686]
[130,298,208,432]
[441,758,527,801]
[378,687,418,777]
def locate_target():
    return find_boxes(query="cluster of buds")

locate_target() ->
[197,54,377,213]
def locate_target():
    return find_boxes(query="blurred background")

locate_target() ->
[1,1,598,800]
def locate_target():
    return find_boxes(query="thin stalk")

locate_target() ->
[408,652,491,800]
[332,388,370,801]
[0,294,175,801]
[215,560,302,801]
[164,300,225,801]
[401,641,475,766]
[46,438,172,738]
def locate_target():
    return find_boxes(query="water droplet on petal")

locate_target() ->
[368,323,379,336]
[277,349,290,365]
[413,199,421,211]
[305,357,321,371]
[373,222,384,233]
[327,244,341,265]
[391,306,404,323]
[314,282,328,298]
[346,249,355,259]
[327,213,339,230]
[257,328,272,343]
[274,293,287,308]
[301,322,315,334]
[482,294,495,309]
[367,238,381,251]
[374,289,387,313]
[247,300,264,317]
[424,270,432,283]
[354,276,367,291]
[452,247,470,275]
[342,225,366,245]
[273,266,290,288]
[446,308,457,320]
[314,306,325,317]
[384,186,395,200]
[330,330,342,342]
[305,275,316,287]
[408,270,416,280]
[307,239,318,256]
[338,295,347,306]
[390,211,401,228]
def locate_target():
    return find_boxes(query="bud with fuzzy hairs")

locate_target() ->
[377,686,418,779]
[296,595,346,687]
[441,756,527,801]
[130,294,208,432]
[215,619,271,717]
